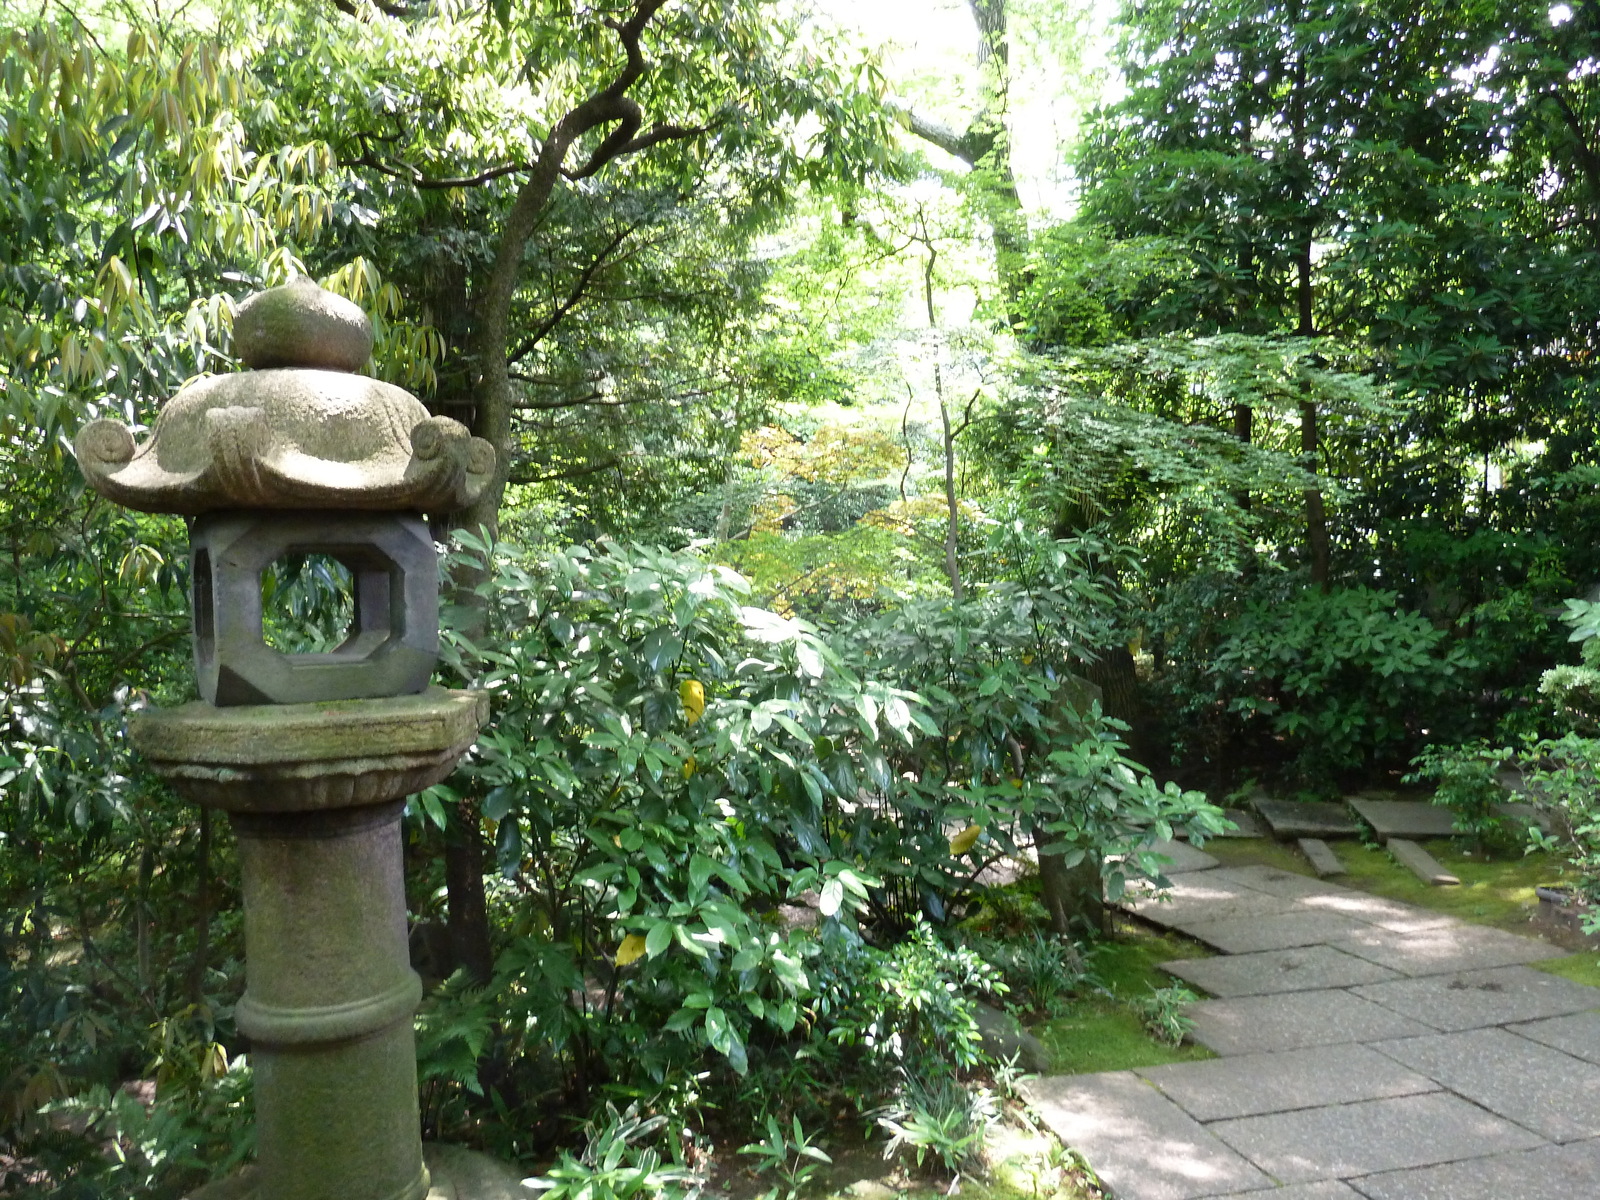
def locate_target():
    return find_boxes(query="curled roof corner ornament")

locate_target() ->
[73,278,494,515]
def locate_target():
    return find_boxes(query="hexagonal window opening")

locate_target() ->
[259,549,397,658]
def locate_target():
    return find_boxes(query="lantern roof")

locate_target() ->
[74,278,493,515]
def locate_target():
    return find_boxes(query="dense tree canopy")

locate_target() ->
[4,0,1600,1195]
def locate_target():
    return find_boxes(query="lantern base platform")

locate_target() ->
[186,1144,525,1200]
[130,687,489,812]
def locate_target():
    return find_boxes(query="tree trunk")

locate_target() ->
[1037,850,1108,937]
[444,795,495,983]
[1300,395,1330,587]
[188,808,211,1005]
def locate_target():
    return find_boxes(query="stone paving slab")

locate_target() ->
[1216,808,1266,837]
[1351,965,1600,1031]
[1145,837,1222,874]
[1177,910,1374,955]
[1346,799,1457,841]
[1162,945,1400,998]
[1206,865,1344,900]
[1332,922,1560,976]
[1135,1044,1438,1122]
[1125,877,1300,929]
[1372,1026,1600,1143]
[1291,890,1457,933]
[1385,838,1460,887]
[1509,1010,1600,1066]
[1298,838,1345,878]
[1023,1071,1272,1200]
[1209,1092,1546,1185]
[1254,799,1361,839]
[1349,1137,1600,1200]
[1187,989,1437,1056]
[1217,1186,1365,1200]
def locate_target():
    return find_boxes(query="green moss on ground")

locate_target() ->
[1534,952,1600,988]
[1033,923,1215,1076]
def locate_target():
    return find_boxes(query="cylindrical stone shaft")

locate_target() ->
[231,802,427,1200]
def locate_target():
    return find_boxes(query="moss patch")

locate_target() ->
[1033,923,1215,1076]
[1036,1001,1215,1076]
[1534,952,1600,988]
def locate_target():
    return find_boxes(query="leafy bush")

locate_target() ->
[819,917,1004,1078]
[1521,735,1600,928]
[971,932,1093,1017]
[1407,742,1524,853]
[524,1103,705,1200]
[1129,985,1197,1047]
[1173,585,1472,786]
[875,1068,996,1178]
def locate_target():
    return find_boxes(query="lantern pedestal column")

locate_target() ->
[131,690,522,1200]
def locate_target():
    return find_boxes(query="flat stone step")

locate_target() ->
[1253,798,1360,839]
[1387,837,1460,886]
[1162,944,1400,998]
[1355,1139,1600,1200]
[1136,1043,1438,1123]
[1023,1071,1273,1199]
[1143,836,1220,874]
[1298,837,1345,877]
[1207,1091,1545,1186]
[1187,988,1436,1056]
[1346,798,1457,841]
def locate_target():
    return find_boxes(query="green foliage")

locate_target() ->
[524,1103,705,1200]
[738,1113,832,1200]
[1128,985,1197,1048]
[1407,742,1523,853]
[1174,585,1472,785]
[971,932,1093,1018]
[875,1068,996,1179]
[821,917,1003,1078]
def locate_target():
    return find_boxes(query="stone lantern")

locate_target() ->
[76,279,521,1199]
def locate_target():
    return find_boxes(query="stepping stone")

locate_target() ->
[1162,945,1400,998]
[1123,876,1298,929]
[1206,864,1341,900]
[1178,909,1373,955]
[1298,837,1345,877]
[1022,1071,1272,1200]
[1143,836,1220,874]
[1187,989,1436,1056]
[1510,1011,1600,1066]
[1354,1138,1600,1200]
[1387,838,1460,886]
[1499,800,1553,832]
[1351,965,1600,1031]
[1293,889,1457,933]
[1215,808,1266,838]
[1214,1185,1365,1200]
[1253,798,1360,839]
[1208,1092,1545,1185]
[1372,1026,1600,1143]
[1136,1044,1438,1122]
[1346,798,1458,841]
[1333,923,1560,976]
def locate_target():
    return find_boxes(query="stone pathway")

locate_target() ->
[1025,862,1600,1199]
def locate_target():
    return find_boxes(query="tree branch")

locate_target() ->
[346,147,537,190]
[886,101,992,167]
[508,222,637,361]
[507,456,624,485]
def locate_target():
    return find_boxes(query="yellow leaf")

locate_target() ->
[679,679,705,725]
[681,755,696,780]
[615,934,647,967]
[949,825,982,855]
